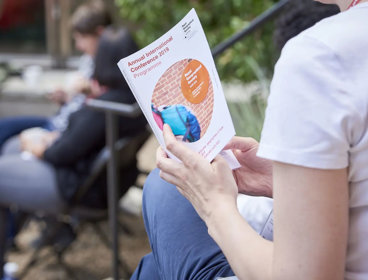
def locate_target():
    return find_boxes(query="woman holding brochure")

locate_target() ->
[131,0,368,279]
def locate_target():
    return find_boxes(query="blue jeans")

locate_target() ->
[0,116,51,150]
[131,169,235,280]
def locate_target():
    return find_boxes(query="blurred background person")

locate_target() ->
[0,0,112,152]
[0,25,146,277]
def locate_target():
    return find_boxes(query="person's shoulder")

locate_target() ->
[98,89,136,104]
[278,10,356,72]
[277,30,335,74]
[282,14,337,56]
[291,7,368,55]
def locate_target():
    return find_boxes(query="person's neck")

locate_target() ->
[337,0,368,11]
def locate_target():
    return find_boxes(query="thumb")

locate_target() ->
[212,155,237,184]
[224,136,258,152]
[212,154,231,171]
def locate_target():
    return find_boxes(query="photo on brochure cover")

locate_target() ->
[151,58,214,143]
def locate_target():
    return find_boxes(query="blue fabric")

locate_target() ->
[131,169,235,280]
[186,110,201,142]
[160,105,201,142]
[131,252,160,280]
[0,116,51,150]
[160,105,188,137]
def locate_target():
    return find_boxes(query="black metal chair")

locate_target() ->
[0,100,150,279]
[16,127,151,279]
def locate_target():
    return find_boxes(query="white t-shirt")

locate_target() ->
[258,3,368,280]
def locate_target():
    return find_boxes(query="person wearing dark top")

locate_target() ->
[0,27,146,214]
[44,84,146,208]
[0,0,113,151]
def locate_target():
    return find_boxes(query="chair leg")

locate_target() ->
[0,207,8,279]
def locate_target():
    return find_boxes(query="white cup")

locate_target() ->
[22,65,43,88]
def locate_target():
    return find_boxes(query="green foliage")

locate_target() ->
[225,54,270,139]
[115,0,279,82]
[115,0,277,137]
[228,93,267,140]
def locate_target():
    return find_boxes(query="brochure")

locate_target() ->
[118,9,239,167]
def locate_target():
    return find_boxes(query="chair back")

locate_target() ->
[68,128,151,210]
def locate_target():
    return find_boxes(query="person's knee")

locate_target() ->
[1,136,21,155]
[143,168,179,203]
[131,253,160,280]
[142,168,178,225]
[143,168,167,203]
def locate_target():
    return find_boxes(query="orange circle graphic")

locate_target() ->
[181,60,209,104]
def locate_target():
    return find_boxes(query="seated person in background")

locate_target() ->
[0,24,145,244]
[0,0,112,151]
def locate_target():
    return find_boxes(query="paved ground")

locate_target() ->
[8,213,152,280]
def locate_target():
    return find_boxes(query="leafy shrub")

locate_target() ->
[115,0,279,82]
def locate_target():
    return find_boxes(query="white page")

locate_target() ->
[118,9,238,167]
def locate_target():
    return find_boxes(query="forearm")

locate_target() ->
[159,128,348,280]
[207,201,273,280]
[206,169,348,280]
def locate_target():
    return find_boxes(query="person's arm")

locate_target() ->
[158,125,349,280]
[43,109,105,166]
[207,162,348,280]
[272,162,348,279]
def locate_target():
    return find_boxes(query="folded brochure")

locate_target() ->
[118,9,240,169]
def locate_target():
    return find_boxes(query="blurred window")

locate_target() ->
[0,0,46,53]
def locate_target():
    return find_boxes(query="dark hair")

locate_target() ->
[71,0,112,35]
[93,27,139,90]
[274,1,339,51]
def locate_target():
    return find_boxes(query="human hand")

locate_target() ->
[70,76,91,95]
[47,88,69,105]
[224,137,273,198]
[41,131,60,146]
[20,128,59,158]
[156,124,238,222]
[90,79,108,98]
[20,134,47,158]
